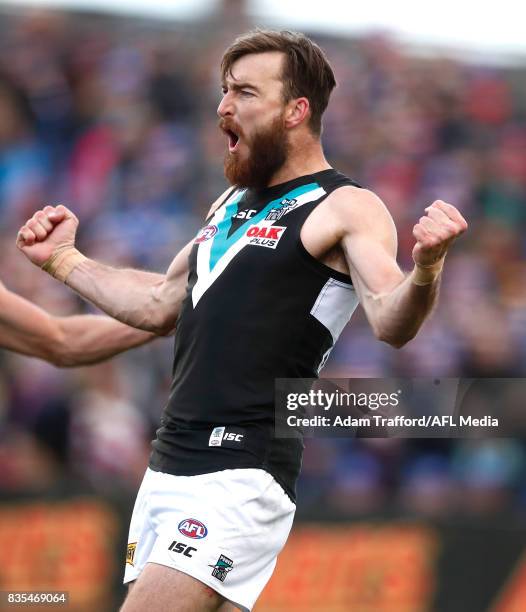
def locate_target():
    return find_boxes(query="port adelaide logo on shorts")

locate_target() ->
[209,554,234,582]
[178,518,208,539]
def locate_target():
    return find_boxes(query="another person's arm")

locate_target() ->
[0,281,156,367]
[331,187,467,348]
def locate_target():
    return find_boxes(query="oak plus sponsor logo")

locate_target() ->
[195,224,218,243]
[246,224,286,249]
[178,518,208,540]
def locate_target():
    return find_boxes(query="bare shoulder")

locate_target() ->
[309,185,398,260]
[206,187,235,218]
[325,186,395,235]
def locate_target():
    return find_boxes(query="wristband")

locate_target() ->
[41,246,87,283]
[411,258,444,286]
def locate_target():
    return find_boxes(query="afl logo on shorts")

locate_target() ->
[178,518,208,539]
[195,225,218,243]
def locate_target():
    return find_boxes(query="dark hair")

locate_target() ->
[221,29,336,136]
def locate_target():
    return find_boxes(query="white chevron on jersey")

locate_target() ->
[192,186,326,307]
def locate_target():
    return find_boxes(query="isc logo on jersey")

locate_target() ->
[246,225,286,249]
[195,225,218,243]
[178,518,208,539]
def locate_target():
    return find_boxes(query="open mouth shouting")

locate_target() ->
[220,121,242,153]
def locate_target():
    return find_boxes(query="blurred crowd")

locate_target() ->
[0,5,525,519]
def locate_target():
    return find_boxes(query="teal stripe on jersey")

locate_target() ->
[209,182,320,271]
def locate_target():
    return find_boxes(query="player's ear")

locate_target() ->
[284,97,310,129]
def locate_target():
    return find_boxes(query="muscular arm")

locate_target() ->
[0,281,155,367]
[16,189,232,334]
[332,187,467,348]
[64,243,192,334]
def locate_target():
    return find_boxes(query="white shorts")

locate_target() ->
[124,467,296,611]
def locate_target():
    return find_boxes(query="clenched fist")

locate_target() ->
[412,200,468,268]
[16,205,79,267]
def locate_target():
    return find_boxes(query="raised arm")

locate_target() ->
[65,234,192,335]
[15,205,191,334]
[16,191,231,334]
[0,281,155,367]
[331,187,467,348]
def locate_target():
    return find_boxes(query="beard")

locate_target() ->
[223,114,289,191]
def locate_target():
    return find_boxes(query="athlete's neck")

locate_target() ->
[267,138,331,187]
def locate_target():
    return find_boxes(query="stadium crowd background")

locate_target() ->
[0,3,525,534]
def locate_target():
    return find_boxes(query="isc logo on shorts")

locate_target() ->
[178,518,208,539]
[168,540,197,558]
[245,225,286,249]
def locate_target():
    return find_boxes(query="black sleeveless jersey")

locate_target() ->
[149,169,362,501]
